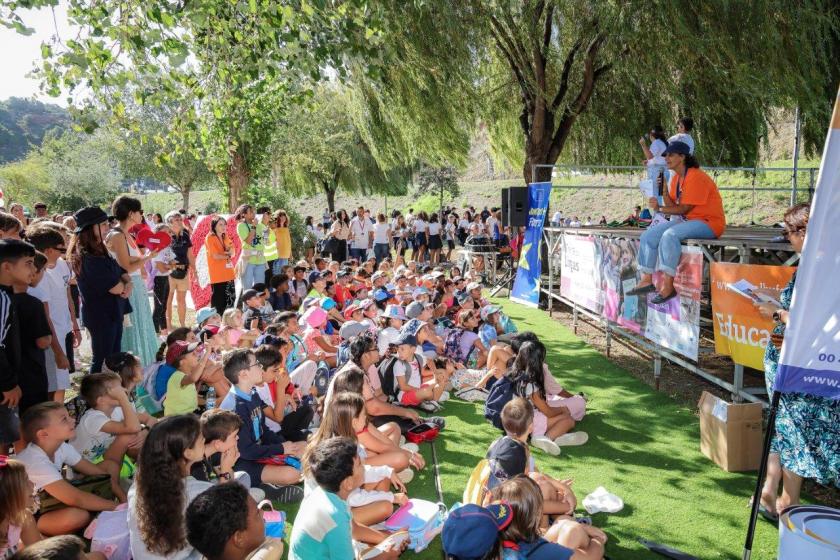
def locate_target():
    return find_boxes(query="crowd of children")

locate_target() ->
[0,223,604,559]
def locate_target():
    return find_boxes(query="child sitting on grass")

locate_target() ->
[219,348,305,503]
[290,437,404,560]
[104,352,158,428]
[186,483,284,560]
[163,340,207,416]
[252,344,313,442]
[391,333,448,412]
[302,392,408,528]
[17,402,122,536]
[192,409,247,488]
[487,398,577,528]
[0,457,41,557]
[70,372,142,478]
[490,476,607,560]
[127,415,212,560]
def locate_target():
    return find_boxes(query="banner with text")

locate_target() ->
[559,233,700,359]
[776,88,840,398]
[710,263,796,370]
[511,181,552,307]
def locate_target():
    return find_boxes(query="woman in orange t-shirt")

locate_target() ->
[627,140,725,303]
[205,216,236,314]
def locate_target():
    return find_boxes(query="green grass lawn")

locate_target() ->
[277,298,778,559]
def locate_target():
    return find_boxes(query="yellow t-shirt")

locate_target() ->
[164,370,198,416]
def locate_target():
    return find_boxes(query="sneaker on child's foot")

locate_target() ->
[261,483,304,503]
[249,487,266,502]
[419,401,439,412]
[396,468,414,484]
[425,416,446,430]
[531,435,561,456]
[401,442,420,454]
[554,432,589,447]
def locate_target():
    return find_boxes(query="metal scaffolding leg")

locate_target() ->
[654,356,662,391]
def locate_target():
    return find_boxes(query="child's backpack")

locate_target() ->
[462,459,491,505]
[336,340,351,369]
[312,361,333,397]
[483,374,521,430]
[377,356,403,402]
[443,328,471,363]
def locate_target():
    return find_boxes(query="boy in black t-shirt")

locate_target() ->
[487,398,577,528]
[13,251,52,417]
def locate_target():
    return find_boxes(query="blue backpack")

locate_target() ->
[483,373,523,430]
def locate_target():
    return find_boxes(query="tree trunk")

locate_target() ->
[323,182,337,213]
[179,182,193,213]
[227,147,250,212]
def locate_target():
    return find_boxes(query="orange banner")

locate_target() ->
[710,263,796,370]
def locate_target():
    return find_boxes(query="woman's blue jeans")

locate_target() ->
[242,262,267,290]
[638,220,715,277]
[272,258,288,275]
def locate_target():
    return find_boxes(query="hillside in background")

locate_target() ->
[0,97,70,164]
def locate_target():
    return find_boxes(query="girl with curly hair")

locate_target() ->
[127,415,210,560]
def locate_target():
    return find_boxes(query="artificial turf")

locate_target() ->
[281,298,779,559]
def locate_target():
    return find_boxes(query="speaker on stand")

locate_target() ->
[501,186,529,228]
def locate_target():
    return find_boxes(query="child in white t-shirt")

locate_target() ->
[71,372,143,467]
[391,333,447,412]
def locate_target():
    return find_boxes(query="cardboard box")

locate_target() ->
[698,391,764,472]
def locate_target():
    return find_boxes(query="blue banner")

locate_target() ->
[510,181,552,307]
[775,89,840,399]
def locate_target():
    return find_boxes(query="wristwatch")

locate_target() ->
[772,310,783,323]
[218,472,232,481]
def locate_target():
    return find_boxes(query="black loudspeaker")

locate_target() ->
[501,186,529,227]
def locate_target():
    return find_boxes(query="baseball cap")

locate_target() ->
[480,304,501,321]
[663,140,691,155]
[373,287,394,302]
[430,270,445,279]
[412,287,430,299]
[396,332,418,347]
[400,318,426,336]
[467,281,482,292]
[381,304,407,321]
[195,307,220,326]
[337,269,352,278]
[343,304,361,320]
[313,271,330,281]
[320,297,337,311]
[456,291,472,305]
[442,503,513,560]
[371,271,386,281]
[254,333,283,347]
[166,341,201,366]
[405,301,424,319]
[357,298,375,310]
[339,321,368,340]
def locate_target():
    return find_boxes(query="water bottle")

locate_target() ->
[205,386,216,410]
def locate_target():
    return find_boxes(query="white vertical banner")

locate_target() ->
[775,87,840,398]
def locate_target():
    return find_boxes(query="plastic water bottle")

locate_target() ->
[205,386,216,410]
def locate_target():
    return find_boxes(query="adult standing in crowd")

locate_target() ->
[106,196,160,366]
[413,211,428,264]
[626,141,724,303]
[166,210,195,329]
[149,223,174,335]
[427,213,443,265]
[754,203,840,517]
[327,209,351,263]
[273,210,292,272]
[668,117,695,154]
[392,213,408,258]
[639,125,669,187]
[349,206,373,262]
[303,216,318,262]
[372,213,391,265]
[33,202,48,220]
[205,215,236,315]
[259,206,278,286]
[8,203,28,228]
[68,206,133,373]
[235,204,266,292]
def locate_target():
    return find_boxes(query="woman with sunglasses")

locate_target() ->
[751,203,840,519]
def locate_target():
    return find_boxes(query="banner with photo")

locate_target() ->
[710,263,796,370]
[559,232,700,360]
[510,181,552,307]
[776,88,840,399]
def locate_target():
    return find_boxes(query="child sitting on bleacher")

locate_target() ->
[17,402,122,536]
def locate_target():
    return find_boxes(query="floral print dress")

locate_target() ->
[764,271,840,486]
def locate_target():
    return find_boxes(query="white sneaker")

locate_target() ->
[396,468,414,484]
[401,442,420,453]
[554,432,589,447]
[419,401,440,412]
[438,391,450,402]
[249,487,266,502]
[531,435,561,456]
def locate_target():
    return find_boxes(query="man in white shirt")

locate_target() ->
[348,206,372,262]
[485,209,499,239]
[551,210,563,227]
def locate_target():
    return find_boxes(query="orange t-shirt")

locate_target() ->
[205,234,236,283]
[669,167,726,237]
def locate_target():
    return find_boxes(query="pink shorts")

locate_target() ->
[399,390,421,406]
[547,394,586,421]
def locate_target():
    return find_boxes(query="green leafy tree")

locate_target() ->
[3,0,386,210]
[416,166,460,217]
[0,151,50,207]
[357,1,840,182]
[270,86,412,213]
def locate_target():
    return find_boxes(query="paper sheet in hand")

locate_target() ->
[726,279,781,306]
